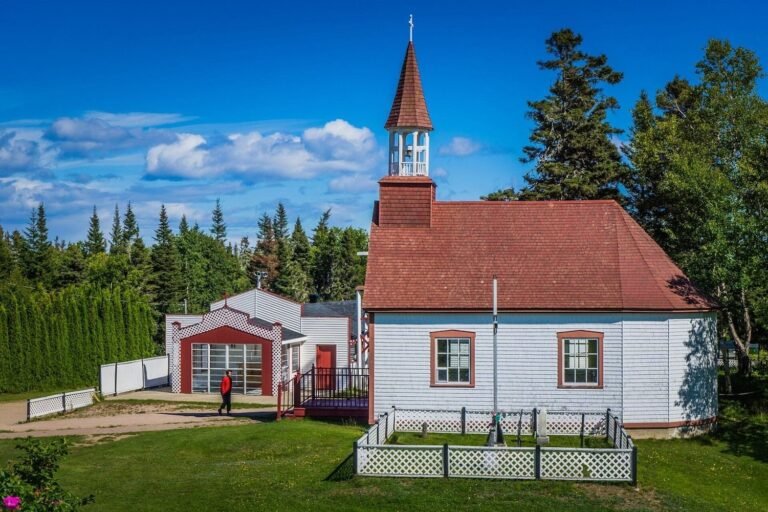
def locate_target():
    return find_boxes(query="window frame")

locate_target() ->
[557,330,604,389]
[430,330,475,388]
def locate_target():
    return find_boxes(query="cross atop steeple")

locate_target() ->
[385,21,433,177]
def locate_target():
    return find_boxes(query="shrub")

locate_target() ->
[0,438,93,511]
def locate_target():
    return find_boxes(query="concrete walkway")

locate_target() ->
[0,390,277,439]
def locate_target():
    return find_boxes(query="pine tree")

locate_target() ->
[272,238,308,302]
[310,209,333,299]
[150,205,183,315]
[273,203,289,241]
[248,213,278,288]
[24,203,54,285]
[498,29,626,201]
[179,215,190,235]
[291,218,311,276]
[211,199,227,243]
[85,206,106,256]
[109,204,125,255]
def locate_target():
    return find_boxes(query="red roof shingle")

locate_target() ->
[384,42,433,130]
[364,190,716,312]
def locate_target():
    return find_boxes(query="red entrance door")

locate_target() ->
[316,345,336,391]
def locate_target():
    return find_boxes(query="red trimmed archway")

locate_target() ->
[180,325,273,395]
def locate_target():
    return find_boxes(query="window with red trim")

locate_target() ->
[430,330,475,387]
[558,331,603,388]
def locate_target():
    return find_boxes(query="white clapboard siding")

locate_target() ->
[374,313,621,416]
[210,289,257,316]
[299,317,350,373]
[622,315,670,423]
[165,314,204,355]
[255,290,302,332]
[210,289,302,332]
[372,312,717,425]
[668,314,718,423]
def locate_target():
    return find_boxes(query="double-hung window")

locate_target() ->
[558,331,603,388]
[430,330,475,387]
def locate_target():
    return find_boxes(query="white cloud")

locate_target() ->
[46,116,175,158]
[432,167,448,177]
[83,111,194,128]
[439,136,482,156]
[0,131,44,174]
[144,119,380,180]
[328,174,378,193]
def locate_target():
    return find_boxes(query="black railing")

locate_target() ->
[295,366,369,409]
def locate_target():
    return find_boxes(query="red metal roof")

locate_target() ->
[384,42,433,130]
[364,194,716,312]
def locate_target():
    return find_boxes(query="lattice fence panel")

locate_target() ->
[449,447,535,479]
[541,448,632,482]
[395,409,462,433]
[500,411,535,436]
[546,412,606,436]
[28,388,96,420]
[358,446,443,477]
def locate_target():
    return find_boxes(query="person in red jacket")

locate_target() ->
[218,370,232,416]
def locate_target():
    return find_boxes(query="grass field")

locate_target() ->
[1,375,766,511]
[0,407,766,512]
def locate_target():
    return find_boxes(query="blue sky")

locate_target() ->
[1,0,767,244]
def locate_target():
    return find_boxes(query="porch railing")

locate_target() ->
[278,366,368,417]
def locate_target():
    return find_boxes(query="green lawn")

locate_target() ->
[0,411,766,512]
[2,374,767,511]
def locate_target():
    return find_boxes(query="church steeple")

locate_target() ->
[386,15,432,177]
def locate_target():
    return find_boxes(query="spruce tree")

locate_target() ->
[179,215,190,235]
[150,205,183,315]
[211,199,227,243]
[248,213,278,288]
[85,206,106,256]
[24,203,54,285]
[502,29,626,201]
[310,209,333,299]
[109,204,125,255]
[291,218,311,276]
[272,238,308,302]
[0,228,15,281]
[273,203,289,241]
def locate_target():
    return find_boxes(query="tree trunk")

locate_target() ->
[720,285,753,376]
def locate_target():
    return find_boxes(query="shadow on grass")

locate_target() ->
[325,453,355,482]
[161,411,278,423]
[714,376,768,464]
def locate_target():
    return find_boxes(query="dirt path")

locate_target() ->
[0,399,276,439]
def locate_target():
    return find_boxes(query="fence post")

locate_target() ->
[276,382,282,422]
[114,361,119,397]
[630,442,638,486]
[613,415,618,447]
[443,444,449,478]
[580,413,585,448]
[166,353,171,386]
[27,399,31,421]
[311,364,316,400]
[61,392,67,414]
[376,420,380,445]
[533,408,538,435]
[605,408,611,440]
[141,357,146,390]
[534,445,541,480]
[353,442,358,474]
[461,406,466,435]
[384,412,389,439]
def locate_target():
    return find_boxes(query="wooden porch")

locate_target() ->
[277,366,368,421]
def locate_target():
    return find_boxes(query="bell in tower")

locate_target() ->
[385,15,433,177]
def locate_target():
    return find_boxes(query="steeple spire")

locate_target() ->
[385,16,433,177]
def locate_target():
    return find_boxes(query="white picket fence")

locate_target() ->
[27,388,97,420]
[99,356,170,396]
[354,407,636,483]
